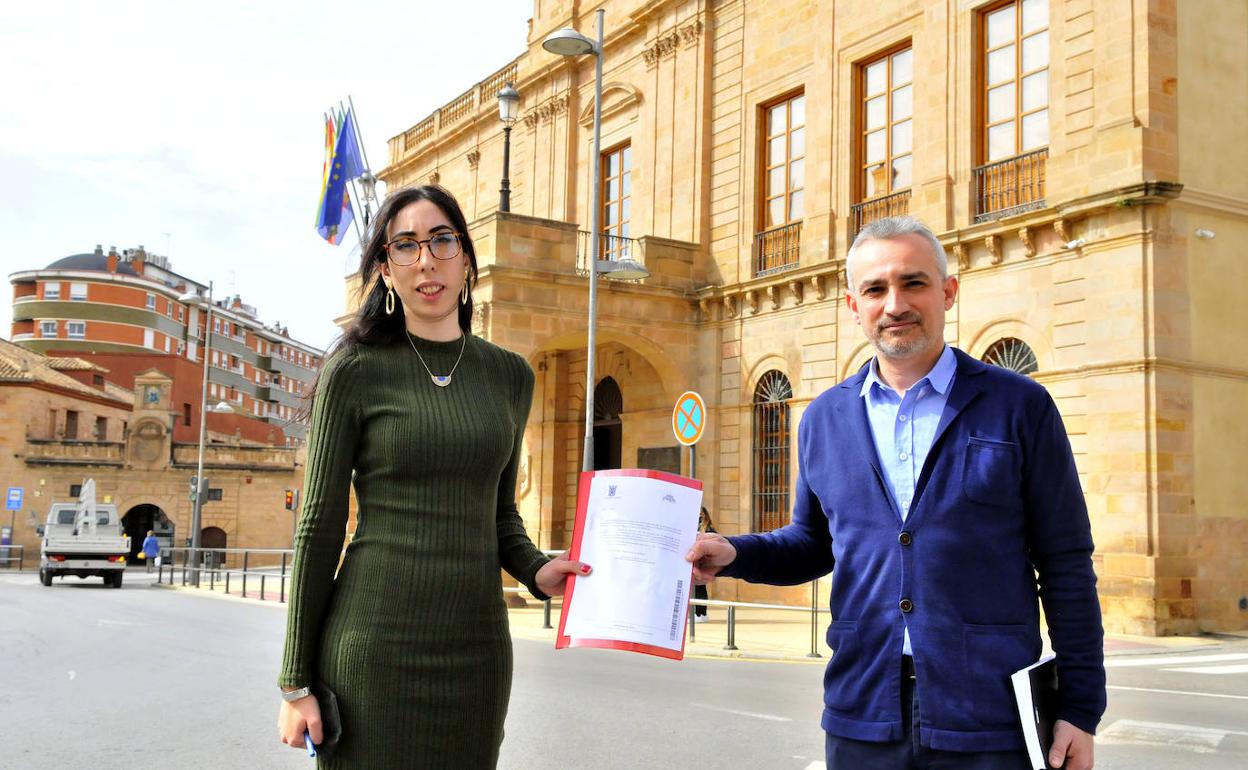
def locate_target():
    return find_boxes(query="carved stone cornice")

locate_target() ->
[810,274,827,301]
[467,150,480,170]
[522,93,569,130]
[1018,226,1035,257]
[767,285,779,310]
[746,289,759,315]
[788,280,803,305]
[985,234,1002,265]
[952,243,970,271]
[1053,218,1070,244]
[723,294,738,318]
[643,19,703,67]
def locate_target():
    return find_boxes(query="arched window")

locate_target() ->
[982,337,1038,375]
[753,371,793,532]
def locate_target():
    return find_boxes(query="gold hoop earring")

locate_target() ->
[460,273,470,305]
[385,285,396,315]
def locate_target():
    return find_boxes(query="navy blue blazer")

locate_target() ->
[723,348,1105,752]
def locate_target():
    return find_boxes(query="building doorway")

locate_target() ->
[592,376,623,470]
[121,504,173,564]
[201,526,227,569]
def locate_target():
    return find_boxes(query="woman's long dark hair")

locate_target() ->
[299,185,479,417]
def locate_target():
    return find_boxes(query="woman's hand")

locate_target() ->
[535,551,591,597]
[277,692,322,750]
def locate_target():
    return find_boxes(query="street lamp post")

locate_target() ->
[498,83,520,212]
[545,10,608,473]
[178,281,222,587]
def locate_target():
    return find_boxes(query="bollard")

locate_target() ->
[210,568,216,591]
[280,574,286,603]
[242,571,247,599]
[261,574,267,601]
[724,605,738,650]
[243,551,249,575]
[542,598,552,630]
[225,572,231,595]
[688,602,696,641]
[280,552,288,581]
[808,580,822,658]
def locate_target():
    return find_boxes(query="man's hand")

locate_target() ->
[535,551,591,597]
[1049,719,1094,770]
[685,532,737,584]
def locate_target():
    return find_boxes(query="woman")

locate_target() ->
[693,508,715,621]
[277,185,588,767]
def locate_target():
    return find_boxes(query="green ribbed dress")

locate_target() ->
[279,333,550,769]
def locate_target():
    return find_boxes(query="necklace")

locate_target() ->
[405,332,467,387]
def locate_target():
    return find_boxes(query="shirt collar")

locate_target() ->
[860,344,957,398]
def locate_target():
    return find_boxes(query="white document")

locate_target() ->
[562,473,703,653]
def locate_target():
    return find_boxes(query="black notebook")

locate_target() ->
[1011,655,1059,770]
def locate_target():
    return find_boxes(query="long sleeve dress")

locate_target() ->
[279,332,550,769]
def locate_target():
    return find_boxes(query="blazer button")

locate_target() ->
[899,598,914,613]
[898,531,913,546]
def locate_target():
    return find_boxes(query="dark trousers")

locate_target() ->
[693,583,708,616]
[825,658,1032,770]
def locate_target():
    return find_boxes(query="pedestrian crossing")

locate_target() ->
[1105,652,1248,675]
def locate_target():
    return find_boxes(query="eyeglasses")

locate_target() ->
[384,232,462,265]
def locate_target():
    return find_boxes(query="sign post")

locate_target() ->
[672,391,706,479]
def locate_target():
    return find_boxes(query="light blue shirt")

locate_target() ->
[859,344,957,655]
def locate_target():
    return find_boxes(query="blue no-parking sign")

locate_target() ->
[6,487,23,511]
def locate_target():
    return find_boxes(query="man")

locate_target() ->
[688,216,1105,769]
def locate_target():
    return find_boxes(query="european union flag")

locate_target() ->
[317,109,366,245]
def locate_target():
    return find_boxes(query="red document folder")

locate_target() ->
[555,468,704,660]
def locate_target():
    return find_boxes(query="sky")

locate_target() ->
[0,0,536,350]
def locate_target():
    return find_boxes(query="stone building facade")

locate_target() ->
[0,340,305,563]
[362,0,1247,635]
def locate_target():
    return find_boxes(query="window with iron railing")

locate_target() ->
[600,142,632,261]
[576,231,643,278]
[753,371,793,533]
[859,47,914,204]
[976,0,1049,220]
[756,92,805,276]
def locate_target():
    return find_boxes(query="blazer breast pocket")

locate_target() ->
[962,436,1021,507]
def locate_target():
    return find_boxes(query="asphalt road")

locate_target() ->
[1,570,1245,769]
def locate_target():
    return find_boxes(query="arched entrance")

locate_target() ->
[121,504,173,563]
[201,526,227,569]
[593,377,623,470]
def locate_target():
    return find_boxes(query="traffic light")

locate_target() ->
[189,476,198,502]
[285,489,294,510]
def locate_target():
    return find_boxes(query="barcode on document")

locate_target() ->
[670,579,685,640]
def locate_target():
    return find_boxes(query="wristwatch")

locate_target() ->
[281,686,312,702]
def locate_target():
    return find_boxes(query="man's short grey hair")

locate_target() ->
[845,215,947,290]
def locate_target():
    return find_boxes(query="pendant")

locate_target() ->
[431,374,452,387]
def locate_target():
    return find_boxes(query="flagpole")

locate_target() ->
[347,95,375,174]
[339,100,373,228]
[347,95,379,225]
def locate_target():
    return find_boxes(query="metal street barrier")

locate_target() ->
[157,547,832,657]
[0,544,25,571]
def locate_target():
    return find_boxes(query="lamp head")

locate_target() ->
[358,171,378,203]
[542,27,597,56]
[497,83,520,123]
[600,257,650,281]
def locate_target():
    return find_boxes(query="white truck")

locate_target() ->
[39,480,129,588]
